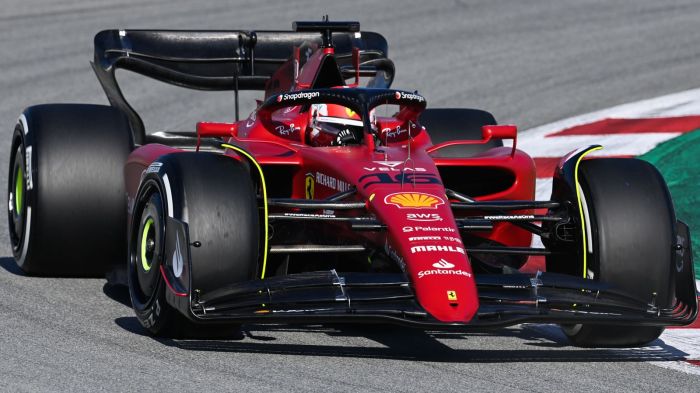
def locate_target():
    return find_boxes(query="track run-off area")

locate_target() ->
[517,87,700,376]
[2,1,700,392]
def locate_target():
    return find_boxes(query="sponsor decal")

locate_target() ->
[406,213,443,222]
[417,258,472,279]
[432,259,455,268]
[315,172,351,193]
[305,172,314,199]
[394,91,425,102]
[483,214,536,220]
[385,242,406,272]
[442,236,463,244]
[358,173,440,188]
[283,212,336,218]
[374,161,402,168]
[384,192,445,209]
[382,126,408,138]
[402,226,456,233]
[275,123,300,135]
[447,290,458,301]
[25,146,33,190]
[363,161,427,172]
[411,244,465,254]
[145,161,162,174]
[172,233,183,278]
[271,308,334,314]
[277,91,320,102]
[408,236,442,242]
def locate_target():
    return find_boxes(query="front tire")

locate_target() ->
[128,152,259,337]
[562,158,675,347]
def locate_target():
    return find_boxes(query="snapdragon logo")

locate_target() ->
[394,91,425,102]
[277,91,321,102]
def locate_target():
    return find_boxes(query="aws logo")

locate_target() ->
[406,213,442,222]
[385,192,444,209]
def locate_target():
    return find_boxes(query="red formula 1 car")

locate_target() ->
[8,20,697,346]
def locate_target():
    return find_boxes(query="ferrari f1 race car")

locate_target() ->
[8,20,697,346]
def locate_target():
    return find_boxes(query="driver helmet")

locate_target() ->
[309,103,365,146]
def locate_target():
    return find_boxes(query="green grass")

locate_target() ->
[640,129,700,280]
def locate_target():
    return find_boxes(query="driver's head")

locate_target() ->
[309,103,364,146]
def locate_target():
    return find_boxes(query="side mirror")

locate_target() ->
[197,122,238,138]
[482,125,518,157]
[196,122,238,151]
[482,124,517,140]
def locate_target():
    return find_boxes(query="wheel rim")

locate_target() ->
[132,189,164,301]
[140,217,155,271]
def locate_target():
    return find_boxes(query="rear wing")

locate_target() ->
[92,29,389,143]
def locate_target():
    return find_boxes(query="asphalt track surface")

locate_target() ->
[2,1,700,391]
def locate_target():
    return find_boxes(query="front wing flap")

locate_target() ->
[185,269,697,329]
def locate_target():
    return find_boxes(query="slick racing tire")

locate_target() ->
[8,104,133,276]
[419,108,502,158]
[128,152,259,337]
[561,158,675,347]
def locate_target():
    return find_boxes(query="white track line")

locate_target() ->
[519,132,682,158]
[521,87,700,140]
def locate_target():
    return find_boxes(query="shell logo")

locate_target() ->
[384,192,445,209]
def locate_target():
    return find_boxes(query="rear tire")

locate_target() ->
[419,108,502,158]
[562,158,675,347]
[128,152,259,337]
[7,104,133,276]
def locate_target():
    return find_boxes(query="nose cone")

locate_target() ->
[406,248,479,322]
[371,190,480,323]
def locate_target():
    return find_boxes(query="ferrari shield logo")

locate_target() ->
[305,172,315,199]
[447,290,458,301]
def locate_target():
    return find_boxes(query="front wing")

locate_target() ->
[177,265,697,329]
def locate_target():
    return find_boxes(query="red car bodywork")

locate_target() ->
[124,43,535,324]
